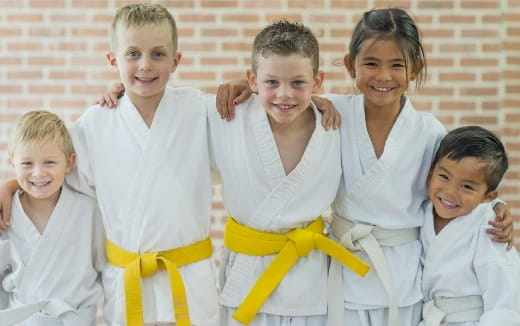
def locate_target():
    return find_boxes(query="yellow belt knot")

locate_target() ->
[224,216,370,325]
[106,238,213,326]
[290,229,315,257]
[140,252,159,277]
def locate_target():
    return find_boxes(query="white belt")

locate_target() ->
[422,295,483,326]
[0,299,95,326]
[327,214,419,326]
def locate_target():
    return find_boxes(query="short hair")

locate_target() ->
[348,8,427,87]
[8,111,75,160]
[110,3,178,53]
[251,20,319,75]
[433,126,508,192]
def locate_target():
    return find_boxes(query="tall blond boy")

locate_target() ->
[0,111,104,325]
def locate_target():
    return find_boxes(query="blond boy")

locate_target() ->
[0,111,104,325]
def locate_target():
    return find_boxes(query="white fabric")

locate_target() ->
[0,184,104,326]
[326,94,446,313]
[328,215,420,326]
[420,201,520,326]
[343,302,422,326]
[221,307,326,326]
[69,87,219,326]
[422,296,483,326]
[208,94,341,319]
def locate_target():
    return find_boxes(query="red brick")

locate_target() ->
[461,30,498,38]
[49,14,86,23]
[178,14,216,23]
[7,71,43,79]
[439,101,476,111]
[8,14,43,22]
[201,29,239,37]
[223,42,251,52]
[30,0,65,7]
[460,116,498,125]
[439,44,477,52]
[181,43,217,52]
[422,29,455,38]
[331,0,368,8]
[417,87,454,96]
[418,1,454,9]
[201,57,239,65]
[0,85,23,94]
[178,72,217,80]
[505,42,520,51]
[222,71,247,80]
[49,99,88,109]
[49,71,87,79]
[460,87,498,96]
[71,28,108,37]
[288,0,325,7]
[507,85,520,95]
[374,0,411,7]
[28,85,66,94]
[160,0,196,7]
[241,0,281,7]
[71,0,107,7]
[483,43,501,52]
[0,0,23,8]
[439,15,476,24]
[439,73,476,82]
[461,58,498,66]
[309,15,346,23]
[201,0,238,7]
[70,85,109,94]
[222,14,260,22]
[49,42,88,52]
[0,28,22,37]
[482,15,502,23]
[8,42,44,51]
[483,72,501,81]
[7,100,44,109]
[266,14,302,22]
[29,27,66,37]
[461,1,499,8]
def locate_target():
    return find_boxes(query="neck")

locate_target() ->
[20,188,61,234]
[128,91,164,128]
[432,209,453,234]
[364,96,404,125]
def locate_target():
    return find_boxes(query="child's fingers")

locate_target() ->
[108,93,119,108]
[321,104,332,130]
[0,206,10,230]
[216,85,231,119]
[333,108,341,129]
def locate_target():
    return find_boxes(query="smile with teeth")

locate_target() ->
[30,181,51,187]
[438,197,459,208]
[274,103,297,112]
[135,76,158,82]
[371,86,393,92]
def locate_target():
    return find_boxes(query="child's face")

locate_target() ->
[107,20,181,105]
[247,54,323,125]
[9,141,75,203]
[428,156,497,221]
[345,38,416,111]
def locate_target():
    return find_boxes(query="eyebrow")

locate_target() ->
[361,56,405,63]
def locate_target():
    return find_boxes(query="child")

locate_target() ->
[420,126,520,325]
[0,4,219,326]
[0,111,104,325]
[207,21,369,326]
[215,8,514,326]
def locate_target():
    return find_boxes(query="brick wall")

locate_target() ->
[0,0,519,323]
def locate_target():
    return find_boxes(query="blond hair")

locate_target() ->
[8,111,74,159]
[110,3,178,52]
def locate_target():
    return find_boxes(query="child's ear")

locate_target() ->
[246,69,259,93]
[343,54,356,79]
[312,71,325,94]
[65,153,76,174]
[106,52,118,70]
[482,190,498,203]
[170,52,182,73]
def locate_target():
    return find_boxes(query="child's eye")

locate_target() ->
[292,80,305,86]
[364,62,377,67]
[438,173,448,180]
[265,80,278,86]
[126,51,139,57]
[152,51,165,57]
[45,161,56,165]
[20,162,32,167]
[461,184,475,191]
[392,63,405,68]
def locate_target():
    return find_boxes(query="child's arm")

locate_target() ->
[0,180,20,230]
[490,202,515,250]
[216,79,341,130]
[474,225,520,325]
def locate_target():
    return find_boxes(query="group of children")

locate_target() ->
[0,3,518,326]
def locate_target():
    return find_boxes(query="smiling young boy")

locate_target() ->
[207,21,369,326]
[420,126,520,326]
[0,111,104,325]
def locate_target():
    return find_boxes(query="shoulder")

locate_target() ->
[166,86,207,100]
[63,184,97,210]
[322,93,360,114]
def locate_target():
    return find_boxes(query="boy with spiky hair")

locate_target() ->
[0,111,104,325]
[208,20,369,326]
[420,126,520,326]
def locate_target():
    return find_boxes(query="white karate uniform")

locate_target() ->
[327,94,446,326]
[68,87,219,326]
[420,201,520,326]
[0,184,104,326]
[208,95,342,326]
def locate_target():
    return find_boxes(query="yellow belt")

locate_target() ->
[224,216,370,325]
[106,238,213,326]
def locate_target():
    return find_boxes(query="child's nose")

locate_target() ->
[139,57,152,71]
[277,84,293,98]
[375,67,391,81]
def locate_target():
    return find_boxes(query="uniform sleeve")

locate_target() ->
[67,119,97,199]
[91,206,106,274]
[0,236,24,309]
[474,224,520,325]
[205,94,222,184]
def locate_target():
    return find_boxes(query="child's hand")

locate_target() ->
[488,202,515,250]
[95,82,125,108]
[216,79,252,121]
[0,180,18,230]
[311,95,341,131]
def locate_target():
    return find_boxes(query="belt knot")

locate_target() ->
[340,223,373,250]
[140,252,159,278]
[291,229,316,257]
